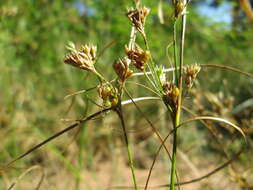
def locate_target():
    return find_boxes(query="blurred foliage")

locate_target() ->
[0,0,253,189]
[0,0,252,99]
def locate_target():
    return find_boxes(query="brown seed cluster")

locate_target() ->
[184,64,201,88]
[125,45,150,71]
[98,85,118,108]
[162,82,180,111]
[126,6,150,34]
[113,59,133,81]
[64,44,97,73]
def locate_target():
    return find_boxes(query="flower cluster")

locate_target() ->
[125,44,150,71]
[162,82,180,111]
[113,58,133,81]
[184,64,201,88]
[64,44,97,73]
[126,6,150,35]
[98,84,118,108]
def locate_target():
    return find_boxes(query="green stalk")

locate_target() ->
[170,1,187,190]
[173,20,179,85]
[116,12,139,190]
[94,71,107,83]
[116,106,138,190]
[142,34,163,93]
[170,111,180,190]
[143,68,159,93]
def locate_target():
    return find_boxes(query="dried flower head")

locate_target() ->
[162,82,179,110]
[64,43,97,73]
[126,6,150,34]
[125,44,150,71]
[113,58,133,81]
[98,84,118,108]
[184,64,201,88]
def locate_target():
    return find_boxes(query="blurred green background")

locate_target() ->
[0,0,253,189]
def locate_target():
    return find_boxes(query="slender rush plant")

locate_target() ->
[3,0,253,190]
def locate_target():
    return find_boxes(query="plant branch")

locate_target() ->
[201,64,253,78]
[4,108,111,169]
[115,105,138,190]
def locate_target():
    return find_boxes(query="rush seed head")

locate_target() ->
[98,84,118,108]
[125,44,150,71]
[113,58,133,81]
[64,44,97,73]
[126,6,150,35]
[184,64,201,88]
[162,82,180,111]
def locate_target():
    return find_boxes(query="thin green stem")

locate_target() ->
[116,106,138,190]
[143,68,159,92]
[142,34,163,93]
[129,26,137,49]
[179,6,187,84]
[114,12,139,190]
[94,71,107,83]
[170,1,187,190]
[125,81,161,96]
[123,88,180,190]
[173,20,179,85]
[170,112,180,190]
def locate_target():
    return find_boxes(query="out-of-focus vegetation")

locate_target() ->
[0,0,253,189]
